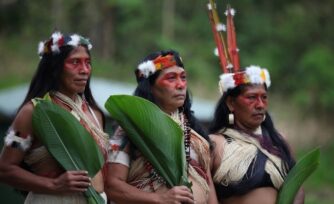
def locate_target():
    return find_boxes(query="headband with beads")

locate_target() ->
[37,31,92,57]
[136,54,181,79]
[207,0,271,94]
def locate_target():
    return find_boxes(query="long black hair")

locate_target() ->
[209,84,295,170]
[18,42,105,128]
[133,50,209,141]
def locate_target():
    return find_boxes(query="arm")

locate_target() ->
[206,167,219,204]
[209,134,225,174]
[106,162,160,204]
[0,102,91,194]
[106,162,194,204]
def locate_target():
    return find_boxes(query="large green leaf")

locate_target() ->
[277,147,320,204]
[105,95,190,188]
[32,100,105,204]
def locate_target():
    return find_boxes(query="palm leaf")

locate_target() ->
[105,95,190,188]
[277,147,320,204]
[32,100,105,204]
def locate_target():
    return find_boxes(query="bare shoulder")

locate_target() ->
[11,102,34,134]
[17,102,34,116]
[91,107,104,126]
[107,162,129,181]
[209,133,226,171]
[209,133,226,145]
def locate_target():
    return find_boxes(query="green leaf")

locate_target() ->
[105,95,190,187]
[277,147,320,204]
[32,100,105,204]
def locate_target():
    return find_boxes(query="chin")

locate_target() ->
[76,86,86,93]
[252,122,263,129]
[176,102,185,109]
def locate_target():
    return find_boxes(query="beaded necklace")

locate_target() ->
[51,91,109,155]
[181,113,191,174]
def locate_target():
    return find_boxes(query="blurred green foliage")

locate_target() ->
[1,0,334,117]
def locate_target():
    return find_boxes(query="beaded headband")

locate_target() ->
[136,54,179,78]
[37,31,92,57]
[207,1,271,94]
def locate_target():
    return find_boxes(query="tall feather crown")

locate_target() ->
[207,0,271,93]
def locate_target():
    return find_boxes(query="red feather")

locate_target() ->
[208,2,228,73]
[226,6,240,72]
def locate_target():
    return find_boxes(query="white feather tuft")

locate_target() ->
[263,69,271,87]
[51,32,63,43]
[67,34,80,47]
[214,48,219,56]
[230,8,236,16]
[4,130,32,151]
[225,8,236,16]
[137,60,156,78]
[207,3,212,10]
[245,65,263,84]
[216,23,226,32]
[50,31,63,53]
[219,73,235,94]
[38,41,45,55]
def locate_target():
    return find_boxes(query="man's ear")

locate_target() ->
[226,96,234,112]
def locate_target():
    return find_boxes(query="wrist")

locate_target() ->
[45,177,58,193]
[151,192,162,204]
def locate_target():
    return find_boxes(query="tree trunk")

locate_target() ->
[101,5,115,60]
[51,0,64,30]
[162,0,175,40]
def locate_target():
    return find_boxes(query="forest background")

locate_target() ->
[0,0,333,203]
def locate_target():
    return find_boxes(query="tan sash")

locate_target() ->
[214,128,287,189]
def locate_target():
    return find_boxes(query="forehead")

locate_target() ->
[67,46,89,58]
[241,84,267,94]
[159,65,185,76]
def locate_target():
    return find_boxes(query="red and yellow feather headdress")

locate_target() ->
[207,0,271,93]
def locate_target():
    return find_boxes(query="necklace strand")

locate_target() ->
[51,92,109,153]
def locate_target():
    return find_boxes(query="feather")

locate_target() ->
[207,0,230,72]
[226,6,240,72]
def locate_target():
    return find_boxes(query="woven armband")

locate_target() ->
[4,130,32,151]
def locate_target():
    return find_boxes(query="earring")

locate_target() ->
[262,114,266,122]
[228,113,234,125]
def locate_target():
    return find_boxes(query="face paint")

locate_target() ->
[230,84,268,131]
[152,66,187,114]
[155,71,187,89]
[59,46,91,99]
[64,47,91,75]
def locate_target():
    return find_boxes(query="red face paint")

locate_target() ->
[59,46,91,99]
[64,52,91,75]
[230,85,268,131]
[152,66,187,114]
[155,71,187,89]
